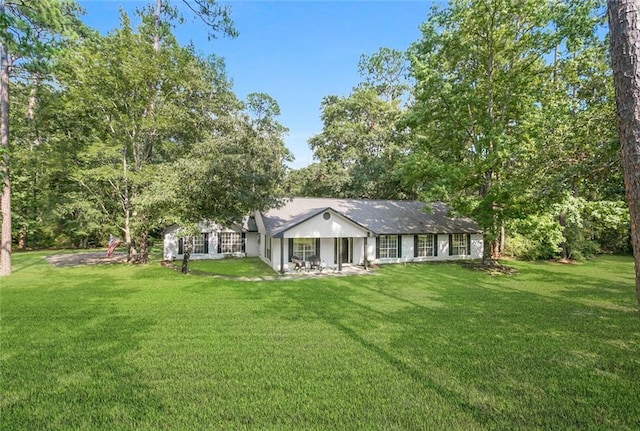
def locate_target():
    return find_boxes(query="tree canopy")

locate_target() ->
[2,0,631,273]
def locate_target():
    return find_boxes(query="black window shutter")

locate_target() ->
[449,234,453,256]
[288,238,294,261]
[334,239,338,264]
[315,238,320,257]
[204,233,209,254]
[376,237,380,259]
[467,234,471,255]
[217,233,222,254]
[242,232,246,253]
[178,238,184,255]
[414,235,418,258]
[397,235,402,258]
[434,234,438,256]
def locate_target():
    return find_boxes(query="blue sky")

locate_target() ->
[77,1,438,168]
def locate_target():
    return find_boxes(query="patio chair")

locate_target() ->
[308,255,322,271]
[291,256,303,271]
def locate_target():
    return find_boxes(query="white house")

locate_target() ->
[163,197,484,273]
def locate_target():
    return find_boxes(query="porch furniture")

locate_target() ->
[308,255,322,271]
[291,256,304,271]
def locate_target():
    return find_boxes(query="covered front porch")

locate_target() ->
[283,236,372,274]
[274,208,373,274]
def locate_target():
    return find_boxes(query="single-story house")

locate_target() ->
[163,197,484,273]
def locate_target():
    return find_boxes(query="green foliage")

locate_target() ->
[403,0,617,261]
[2,252,639,429]
[6,3,288,258]
[295,47,412,199]
[136,0,238,41]
[0,0,85,64]
[285,161,351,198]
[504,198,630,260]
[405,0,561,255]
[52,10,244,251]
[167,108,290,226]
[307,87,409,199]
[357,47,410,102]
[503,214,563,260]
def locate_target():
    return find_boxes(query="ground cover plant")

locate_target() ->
[1,252,639,430]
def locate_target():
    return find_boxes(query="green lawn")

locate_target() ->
[2,252,639,430]
[188,257,277,277]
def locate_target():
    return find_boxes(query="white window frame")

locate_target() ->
[379,235,398,259]
[416,234,435,257]
[193,234,206,254]
[292,238,317,261]
[220,232,243,254]
[451,233,468,256]
[181,233,208,255]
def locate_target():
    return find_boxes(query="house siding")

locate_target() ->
[164,222,257,261]
[369,233,483,264]
[282,210,368,239]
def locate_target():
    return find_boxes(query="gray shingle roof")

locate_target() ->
[261,198,482,237]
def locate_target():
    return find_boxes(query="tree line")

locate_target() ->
[1,0,290,273]
[287,0,630,264]
[1,0,639,303]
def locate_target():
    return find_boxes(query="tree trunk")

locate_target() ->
[0,35,12,276]
[609,0,640,314]
[139,229,149,264]
[154,0,161,52]
[122,149,138,263]
[559,213,569,261]
[482,236,496,266]
[181,236,193,274]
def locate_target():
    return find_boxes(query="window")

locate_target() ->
[415,234,435,257]
[178,233,209,255]
[292,238,318,261]
[265,236,272,260]
[450,233,469,256]
[378,235,398,259]
[193,233,209,254]
[219,232,243,254]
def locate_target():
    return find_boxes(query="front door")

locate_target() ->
[334,238,353,264]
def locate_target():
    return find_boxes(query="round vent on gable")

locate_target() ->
[323,212,331,220]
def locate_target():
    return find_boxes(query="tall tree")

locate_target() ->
[156,95,291,273]
[132,0,236,263]
[357,47,410,103]
[307,48,411,199]
[608,0,640,312]
[309,88,409,199]
[56,13,237,262]
[0,0,84,275]
[404,0,605,265]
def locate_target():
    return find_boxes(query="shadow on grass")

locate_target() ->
[269,260,640,429]
[275,280,493,427]
[1,281,162,429]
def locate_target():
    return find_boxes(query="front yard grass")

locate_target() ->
[188,256,276,277]
[1,252,639,429]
